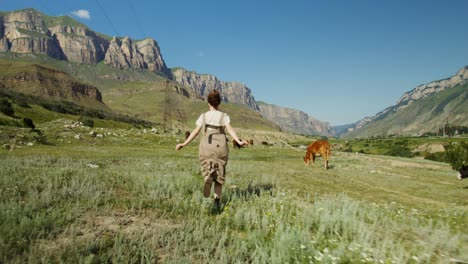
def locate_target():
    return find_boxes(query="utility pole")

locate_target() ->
[161,80,180,133]
[445,118,449,137]
[162,80,172,133]
[442,118,449,137]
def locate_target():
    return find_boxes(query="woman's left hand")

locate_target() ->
[176,144,184,150]
[237,140,247,146]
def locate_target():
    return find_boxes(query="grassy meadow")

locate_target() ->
[0,121,467,263]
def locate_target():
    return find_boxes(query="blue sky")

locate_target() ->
[1,0,467,125]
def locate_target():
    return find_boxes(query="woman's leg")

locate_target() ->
[214,182,222,199]
[203,176,213,198]
[213,182,222,209]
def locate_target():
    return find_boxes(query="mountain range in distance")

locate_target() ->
[341,66,467,138]
[1,8,466,138]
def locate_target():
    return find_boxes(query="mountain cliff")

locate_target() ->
[396,66,467,108]
[172,68,259,110]
[344,66,468,137]
[258,102,334,136]
[171,68,334,135]
[0,9,171,78]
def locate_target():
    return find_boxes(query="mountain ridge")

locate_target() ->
[0,8,172,78]
[171,67,259,110]
[343,65,468,137]
[258,101,334,137]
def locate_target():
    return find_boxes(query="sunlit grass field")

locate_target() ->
[0,127,467,263]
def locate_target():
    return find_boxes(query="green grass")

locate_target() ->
[0,124,467,263]
[16,28,50,39]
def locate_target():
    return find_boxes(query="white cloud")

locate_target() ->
[71,9,91,20]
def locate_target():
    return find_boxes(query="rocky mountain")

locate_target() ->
[172,68,259,110]
[396,66,467,107]
[0,9,172,78]
[171,68,334,136]
[1,8,334,136]
[0,60,109,110]
[258,102,334,136]
[344,66,468,137]
[332,123,355,137]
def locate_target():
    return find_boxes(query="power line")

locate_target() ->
[127,1,147,38]
[94,0,120,37]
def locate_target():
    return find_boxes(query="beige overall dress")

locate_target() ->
[198,113,229,186]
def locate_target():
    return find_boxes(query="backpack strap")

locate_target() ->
[218,112,225,127]
[202,113,207,134]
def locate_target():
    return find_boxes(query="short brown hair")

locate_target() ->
[207,90,221,108]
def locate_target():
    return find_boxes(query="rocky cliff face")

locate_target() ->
[49,25,108,64]
[105,37,172,78]
[172,68,333,135]
[0,9,171,77]
[172,68,259,110]
[258,102,334,136]
[2,10,63,58]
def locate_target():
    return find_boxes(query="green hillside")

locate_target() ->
[0,55,281,132]
[103,82,281,131]
[346,82,468,138]
[0,60,110,112]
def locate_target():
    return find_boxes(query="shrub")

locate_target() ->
[424,142,467,170]
[385,145,414,158]
[82,119,94,128]
[33,133,48,144]
[445,142,468,170]
[0,98,14,116]
[424,152,445,163]
[16,98,31,108]
[343,146,353,152]
[84,109,105,119]
[23,118,35,129]
[0,118,21,127]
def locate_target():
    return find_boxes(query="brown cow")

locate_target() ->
[303,140,331,169]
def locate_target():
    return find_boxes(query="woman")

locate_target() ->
[176,90,245,209]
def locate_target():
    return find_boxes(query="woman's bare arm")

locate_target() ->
[225,123,246,146]
[176,125,203,150]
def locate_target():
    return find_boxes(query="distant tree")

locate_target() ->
[0,98,14,116]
